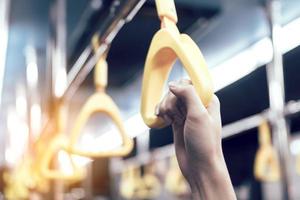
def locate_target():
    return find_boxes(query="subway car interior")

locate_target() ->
[0,0,300,199]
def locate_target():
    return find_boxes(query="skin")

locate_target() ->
[156,79,236,200]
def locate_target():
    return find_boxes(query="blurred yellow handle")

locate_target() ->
[254,121,280,182]
[120,165,139,199]
[297,155,300,175]
[39,134,86,182]
[67,35,133,158]
[120,165,161,199]
[141,0,213,128]
[135,165,161,199]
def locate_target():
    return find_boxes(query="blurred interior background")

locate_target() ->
[0,0,300,199]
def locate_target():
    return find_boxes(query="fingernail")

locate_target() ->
[155,105,160,116]
[168,81,177,89]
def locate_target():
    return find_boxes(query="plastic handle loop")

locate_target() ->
[254,121,280,182]
[141,0,213,128]
[297,155,300,175]
[67,35,133,158]
[120,165,161,199]
[4,162,31,200]
[258,120,271,146]
[40,135,86,182]
[120,165,139,199]
[134,165,161,199]
[68,92,134,158]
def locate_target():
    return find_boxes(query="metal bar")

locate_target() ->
[266,0,292,199]
[222,112,268,138]
[223,100,300,138]
[63,0,146,101]
[68,0,104,56]
[51,0,68,199]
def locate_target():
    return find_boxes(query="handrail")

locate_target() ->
[254,121,280,181]
[140,0,213,128]
[67,35,133,158]
[38,105,86,182]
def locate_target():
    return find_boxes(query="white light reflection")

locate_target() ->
[58,150,91,174]
[30,103,42,140]
[211,37,273,91]
[281,17,300,53]
[290,139,300,156]
[54,67,67,98]
[76,114,149,155]
[15,84,27,119]
[25,46,39,88]
[58,150,74,176]
[6,108,29,166]
[26,61,38,87]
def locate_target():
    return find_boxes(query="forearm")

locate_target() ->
[190,155,236,200]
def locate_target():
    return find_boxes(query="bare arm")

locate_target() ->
[156,79,236,200]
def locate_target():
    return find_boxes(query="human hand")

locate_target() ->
[156,79,236,200]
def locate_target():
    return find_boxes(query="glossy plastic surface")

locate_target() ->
[254,121,280,181]
[68,92,133,158]
[155,0,177,23]
[40,134,86,182]
[68,37,133,158]
[120,165,160,199]
[39,106,86,182]
[141,0,213,128]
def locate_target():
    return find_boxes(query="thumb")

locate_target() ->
[168,81,206,113]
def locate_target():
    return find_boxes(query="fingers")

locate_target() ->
[155,91,181,126]
[168,80,207,115]
[207,94,222,124]
[156,79,220,125]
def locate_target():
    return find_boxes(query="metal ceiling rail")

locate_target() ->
[63,0,146,101]
[222,100,300,138]
[111,99,300,174]
[267,0,292,198]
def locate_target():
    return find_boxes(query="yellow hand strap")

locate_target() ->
[39,105,86,182]
[155,0,178,24]
[141,0,213,128]
[297,154,300,175]
[39,134,86,182]
[120,165,161,199]
[67,35,133,158]
[120,165,139,199]
[4,162,31,200]
[134,165,161,199]
[254,121,280,182]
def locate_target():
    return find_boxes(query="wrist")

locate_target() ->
[189,152,226,187]
[189,153,236,200]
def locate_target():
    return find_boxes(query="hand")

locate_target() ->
[156,79,236,200]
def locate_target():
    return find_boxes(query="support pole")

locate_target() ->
[50,0,67,199]
[266,0,292,199]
